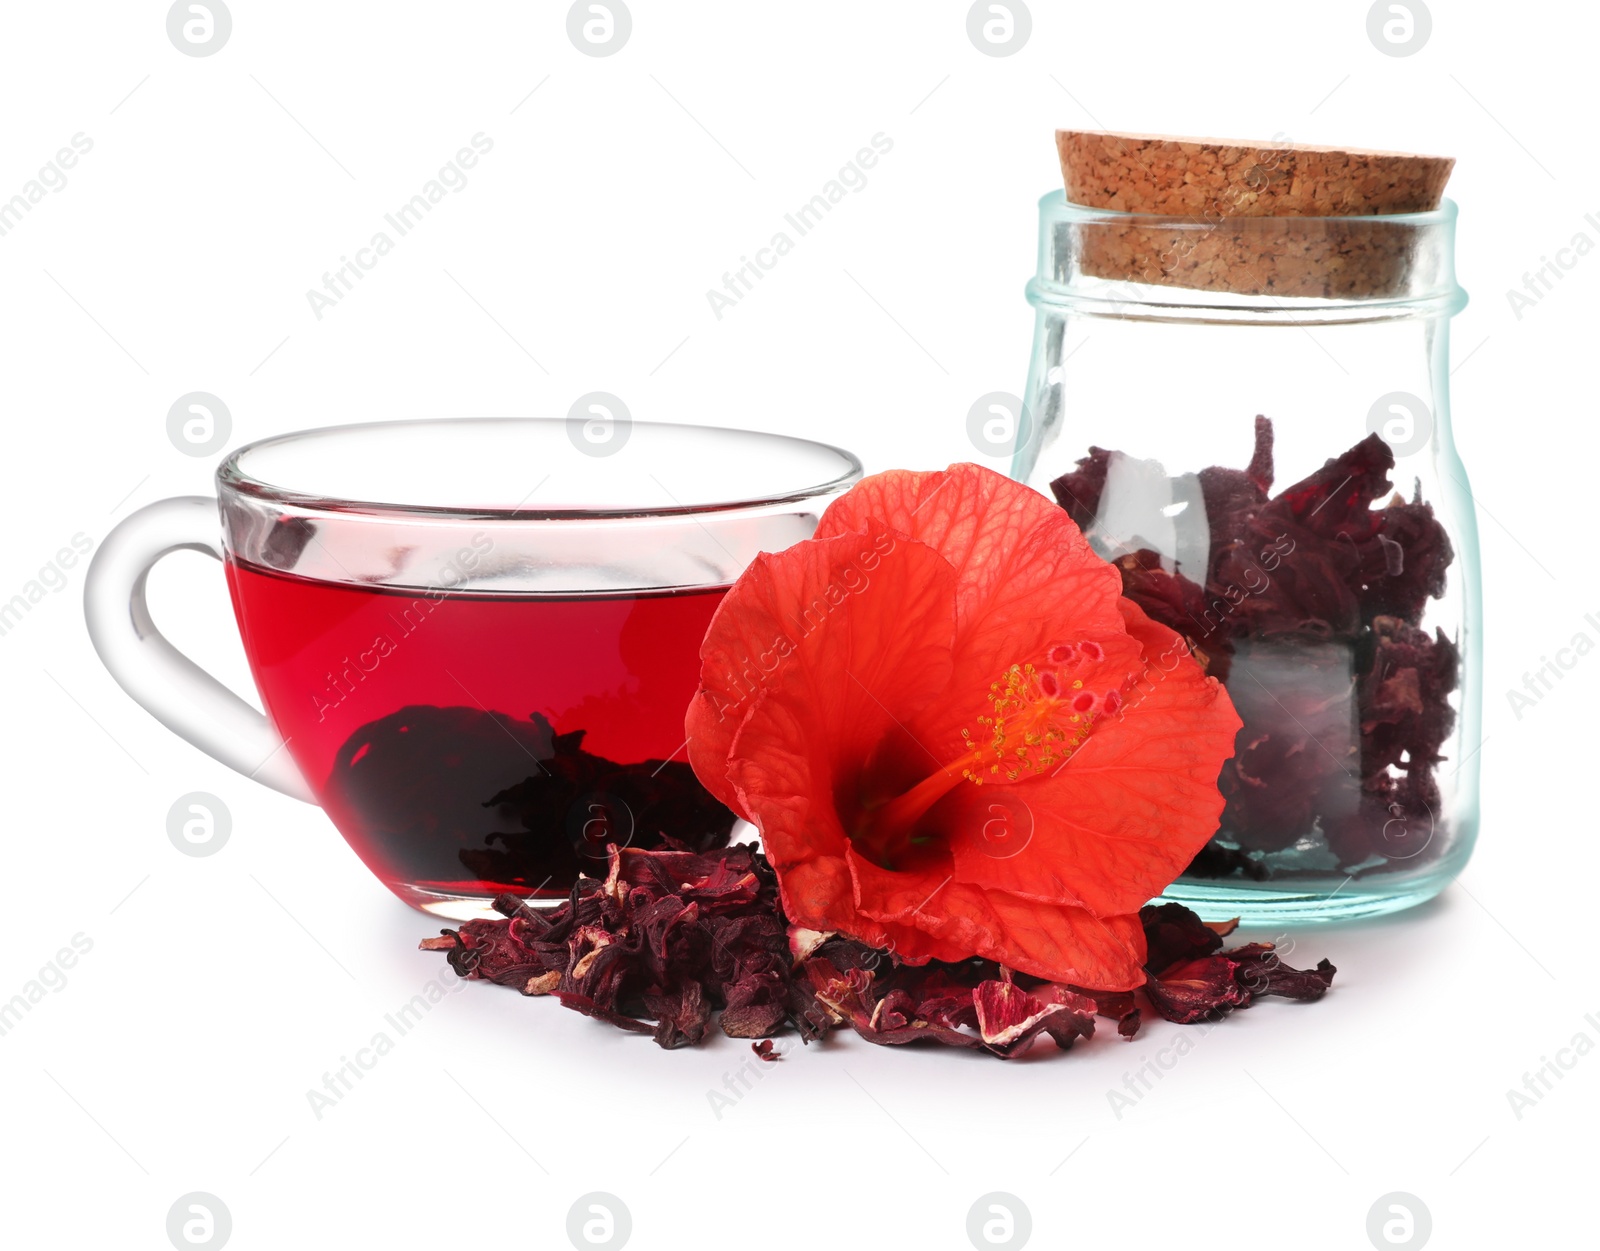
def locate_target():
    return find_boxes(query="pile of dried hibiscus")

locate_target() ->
[420,843,1335,1058]
[1052,417,1459,875]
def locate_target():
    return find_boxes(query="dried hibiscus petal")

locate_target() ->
[644,984,712,1049]
[1050,444,1116,532]
[1139,903,1337,1024]
[719,980,789,1040]
[1227,943,1338,1002]
[1144,955,1254,1024]
[805,960,1096,1059]
[974,981,1090,1052]
[1140,901,1225,973]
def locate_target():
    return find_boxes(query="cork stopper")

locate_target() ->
[1055,130,1455,298]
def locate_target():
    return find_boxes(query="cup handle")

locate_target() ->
[84,496,316,803]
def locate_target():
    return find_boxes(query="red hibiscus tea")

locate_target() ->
[226,558,737,912]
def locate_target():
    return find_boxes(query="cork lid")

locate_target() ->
[1054,130,1455,298]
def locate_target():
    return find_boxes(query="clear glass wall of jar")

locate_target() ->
[1012,191,1479,922]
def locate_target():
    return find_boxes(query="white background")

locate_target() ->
[1,3,1594,1248]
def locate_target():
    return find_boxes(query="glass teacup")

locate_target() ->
[85,418,860,918]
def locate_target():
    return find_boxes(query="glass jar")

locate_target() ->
[1012,190,1479,922]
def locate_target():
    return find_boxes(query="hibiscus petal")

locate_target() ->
[846,846,1147,989]
[732,706,925,950]
[702,535,959,937]
[973,981,1071,1048]
[816,466,1126,704]
[942,598,1242,917]
[687,526,956,815]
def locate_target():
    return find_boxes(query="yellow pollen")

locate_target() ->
[962,662,1094,785]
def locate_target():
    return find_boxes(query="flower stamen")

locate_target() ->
[961,661,1092,786]
[853,642,1128,866]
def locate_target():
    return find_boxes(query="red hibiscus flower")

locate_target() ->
[686,465,1241,991]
